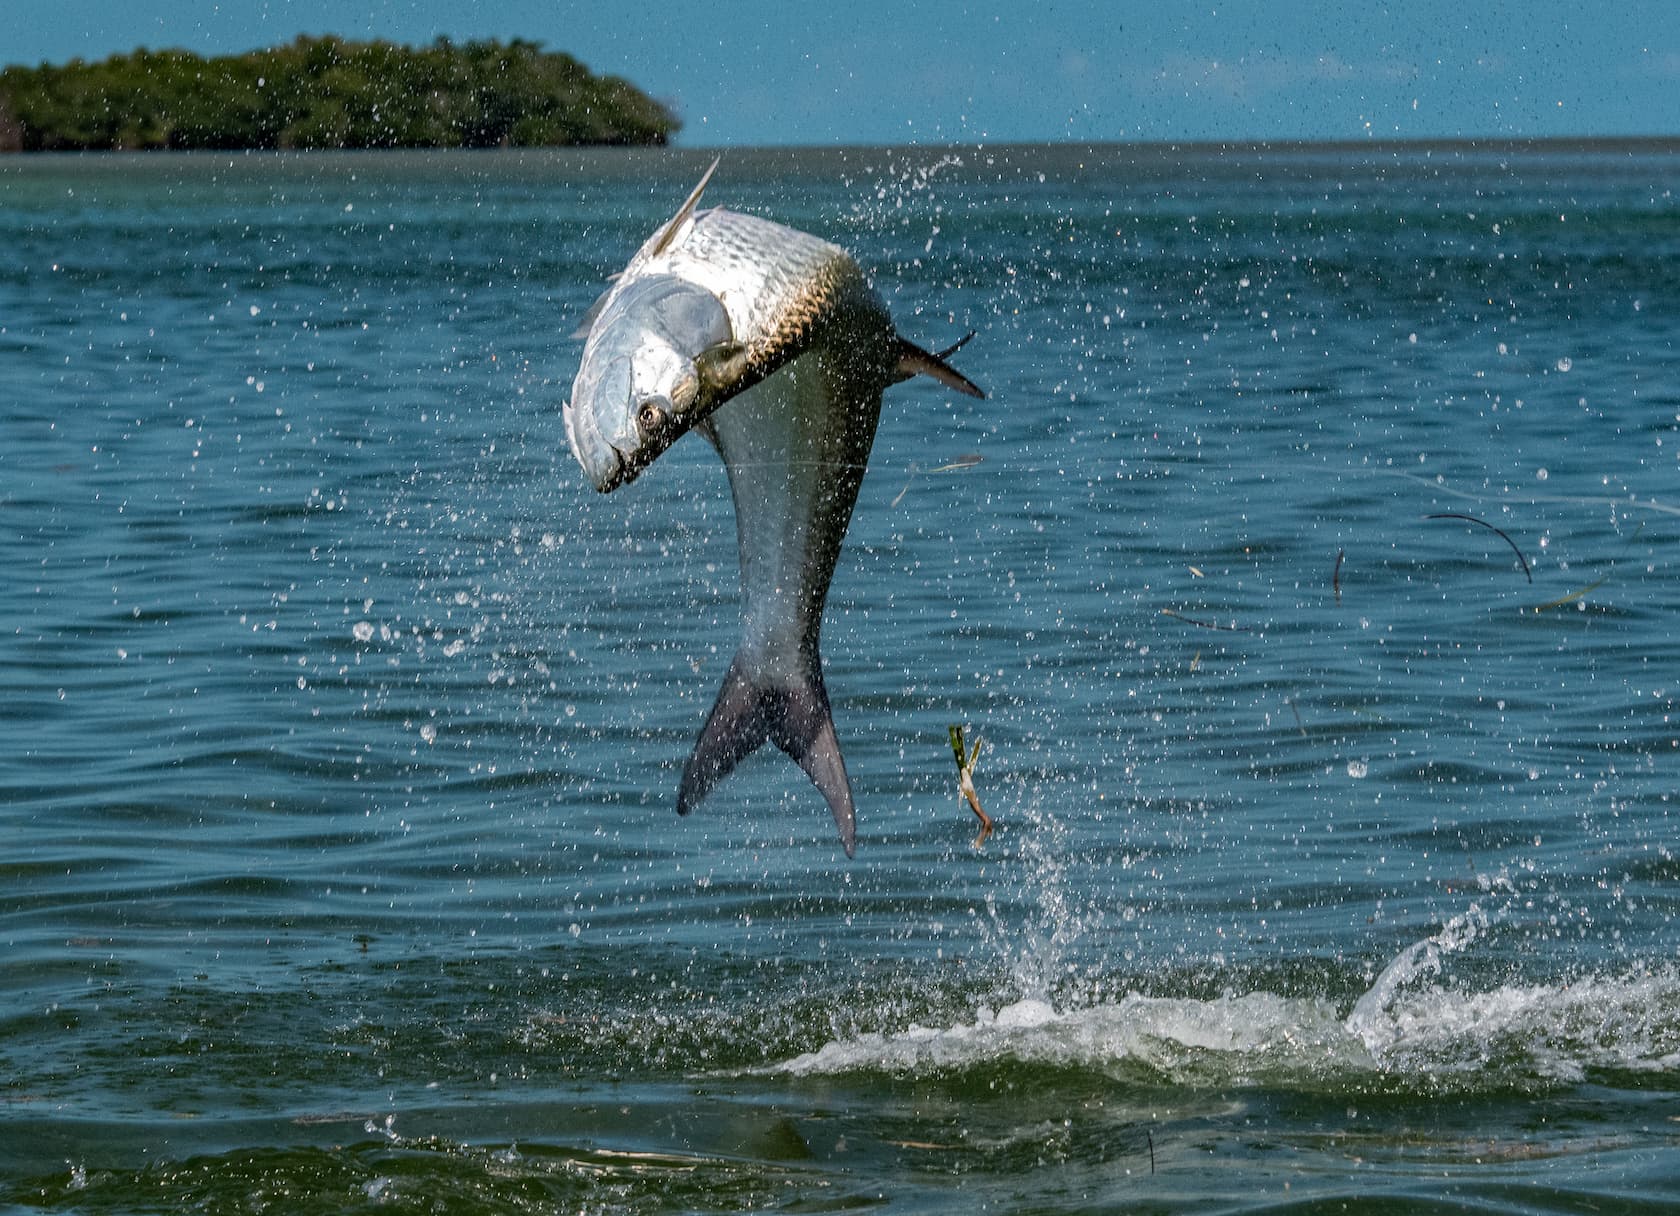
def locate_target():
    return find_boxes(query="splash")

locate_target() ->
[769,908,1680,1092]
[772,990,1361,1086]
[967,784,1093,1004]
[1343,902,1491,1055]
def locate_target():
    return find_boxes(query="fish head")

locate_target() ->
[565,274,742,492]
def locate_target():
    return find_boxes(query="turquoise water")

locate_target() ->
[3,143,1679,1212]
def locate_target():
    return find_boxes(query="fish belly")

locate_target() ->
[678,344,889,855]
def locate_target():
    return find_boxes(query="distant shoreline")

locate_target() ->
[0,36,678,153]
[2,132,1673,162]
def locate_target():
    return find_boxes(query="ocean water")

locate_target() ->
[2,142,1679,1212]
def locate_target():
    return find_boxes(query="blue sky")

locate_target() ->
[9,1,1679,146]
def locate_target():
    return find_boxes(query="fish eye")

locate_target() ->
[636,398,668,434]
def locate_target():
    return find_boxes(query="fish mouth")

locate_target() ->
[565,399,639,493]
[597,444,632,493]
[590,441,652,494]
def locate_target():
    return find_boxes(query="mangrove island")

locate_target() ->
[0,35,680,152]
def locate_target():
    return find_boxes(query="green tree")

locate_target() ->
[0,36,679,151]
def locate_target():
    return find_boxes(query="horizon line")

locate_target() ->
[5,133,1680,159]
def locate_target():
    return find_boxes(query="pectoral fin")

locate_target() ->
[677,654,858,856]
[894,335,985,398]
[695,339,752,399]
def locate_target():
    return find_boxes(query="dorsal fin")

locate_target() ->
[571,158,722,340]
[650,156,720,258]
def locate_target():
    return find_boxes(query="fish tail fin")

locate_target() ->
[677,653,858,856]
[677,656,770,814]
[894,334,986,398]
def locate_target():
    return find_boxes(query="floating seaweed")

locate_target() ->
[1425,513,1532,582]
[1530,574,1610,613]
[1161,608,1254,633]
[890,452,985,507]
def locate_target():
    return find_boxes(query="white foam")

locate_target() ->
[770,921,1680,1089]
[773,990,1365,1082]
[1346,903,1491,1053]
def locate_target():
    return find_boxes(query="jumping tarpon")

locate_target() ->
[564,161,982,856]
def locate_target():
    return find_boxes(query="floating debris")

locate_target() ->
[1526,520,1640,611]
[1530,574,1610,612]
[891,451,985,506]
[1161,608,1254,632]
[947,724,993,845]
[1345,704,1393,725]
[1333,547,1345,603]
[1424,513,1532,582]
[928,453,984,473]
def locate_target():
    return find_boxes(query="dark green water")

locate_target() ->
[3,143,1679,1212]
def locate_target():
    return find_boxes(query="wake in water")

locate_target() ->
[752,793,1680,1095]
[769,903,1680,1092]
